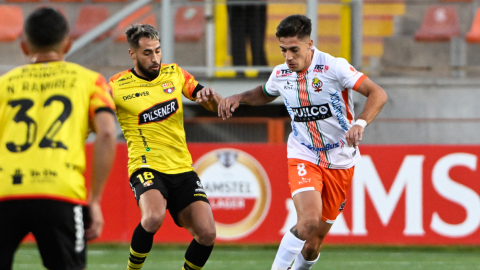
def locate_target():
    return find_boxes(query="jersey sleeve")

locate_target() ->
[89,74,116,121]
[263,69,281,97]
[333,58,367,91]
[179,66,199,101]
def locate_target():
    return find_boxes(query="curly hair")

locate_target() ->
[125,24,160,48]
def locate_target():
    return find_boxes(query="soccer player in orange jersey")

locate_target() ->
[109,24,221,270]
[219,15,387,270]
[0,7,117,270]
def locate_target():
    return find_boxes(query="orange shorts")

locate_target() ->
[288,158,354,224]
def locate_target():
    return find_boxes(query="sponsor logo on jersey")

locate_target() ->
[276,69,292,78]
[194,149,271,240]
[122,91,150,101]
[292,103,332,122]
[162,81,175,93]
[117,75,132,82]
[312,77,323,92]
[330,93,349,131]
[301,141,340,152]
[138,98,179,125]
[140,81,162,87]
[313,64,326,73]
[284,80,294,90]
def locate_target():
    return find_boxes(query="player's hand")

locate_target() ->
[218,95,241,120]
[85,201,104,241]
[346,125,364,147]
[195,87,216,103]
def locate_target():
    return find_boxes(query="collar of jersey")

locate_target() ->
[130,67,159,82]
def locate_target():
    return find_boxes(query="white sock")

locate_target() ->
[271,231,306,270]
[292,252,320,270]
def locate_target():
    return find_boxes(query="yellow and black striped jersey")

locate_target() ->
[109,63,202,177]
[0,61,115,204]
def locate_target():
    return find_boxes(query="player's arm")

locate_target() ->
[218,85,277,119]
[86,111,117,241]
[195,87,223,113]
[346,78,387,147]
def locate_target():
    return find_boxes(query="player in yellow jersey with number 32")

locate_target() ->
[0,7,117,270]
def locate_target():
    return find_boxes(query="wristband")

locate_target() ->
[354,119,367,128]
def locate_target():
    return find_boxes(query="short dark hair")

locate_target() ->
[276,15,312,40]
[125,24,160,48]
[24,7,69,49]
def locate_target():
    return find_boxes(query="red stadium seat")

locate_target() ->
[93,0,127,3]
[114,6,157,42]
[71,5,110,41]
[50,0,84,3]
[6,0,40,3]
[0,5,23,42]
[414,6,460,41]
[466,7,480,43]
[174,6,205,42]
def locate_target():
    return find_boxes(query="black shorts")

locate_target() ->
[129,168,210,226]
[0,199,87,270]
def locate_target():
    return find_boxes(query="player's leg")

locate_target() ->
[272,191,323,270]
[291,221,331,270]
[177,201,216,270]
[32,200,86,270]
[272,159,324,270]
[169,171,215,270]
[127,169,168,270]
[292,166,354,270]
[0,200,30,270]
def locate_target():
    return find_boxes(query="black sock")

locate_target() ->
[183,239,214,270]
[127,223,155,270]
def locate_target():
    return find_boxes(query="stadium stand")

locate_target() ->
[264,1,405,66]
[114,5,157,42]
[414,5,460,41]
[70,5,110,41]
[174,6,205,42]
[466,7,480,43]
[0,5,23,42]
[5,0,40,3]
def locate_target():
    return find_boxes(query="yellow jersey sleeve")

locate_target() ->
[179,66,199,101]
[89,74,115,121]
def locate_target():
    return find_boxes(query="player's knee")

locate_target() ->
[302,243,321,261]
[195,226,216,246]
[141,211,165,233]
[297,216,320,237]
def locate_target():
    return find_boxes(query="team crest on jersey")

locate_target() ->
[143,180,153,187]
[312,77,323,92]
[162,81,175,94]
[339,200,346,211]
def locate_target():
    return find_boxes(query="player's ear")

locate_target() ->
[20,40,29,56]
[128,48,136,60]
[63,39,72,54]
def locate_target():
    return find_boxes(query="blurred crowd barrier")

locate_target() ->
[2,0,480,78]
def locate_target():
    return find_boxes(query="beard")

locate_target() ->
[137,61,160,80]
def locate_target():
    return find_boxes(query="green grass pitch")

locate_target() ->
[13,244,480,270]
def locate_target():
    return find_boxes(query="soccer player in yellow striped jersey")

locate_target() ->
[109,24,221,270]
[0,7,117,270]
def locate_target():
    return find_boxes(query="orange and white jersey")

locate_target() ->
[263,47,367,169]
